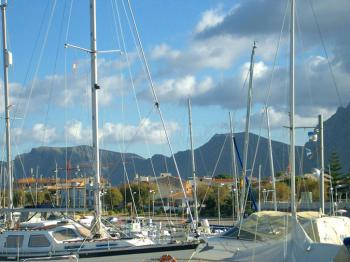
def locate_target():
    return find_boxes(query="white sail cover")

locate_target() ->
[232,219,350,262]
[195,211,350,261]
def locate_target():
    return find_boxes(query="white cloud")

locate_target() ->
[63,118,179,145]
[10,118,179,148]
[250,106,336,130]
[0,59,130,119]
[64,120,91,144]
[32,123,57,143]
[13,123,57,145]
[195,9,224,34]
[241,61,269,82]
[100,118,179,145]
[151,44,180,60]
[141,75,213,103]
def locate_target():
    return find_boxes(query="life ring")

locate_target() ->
[159,254,177,262]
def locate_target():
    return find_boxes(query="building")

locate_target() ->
[15,176,109,209]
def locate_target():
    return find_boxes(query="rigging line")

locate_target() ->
[295,3,315,113]
[110,0,122,53]
[114,0,172,222]
[10,3,59,206]
[12,144,36,205]
[241,65,250,90]
[198,134,228,214]
[264,0,289,108]
[62,0,87,188]
[115,0,171,223]
[126,0,194,223]
[120,152,139,218]
[64,22,69,212]
[164,155,168,173]
[198,147,209,177]
[12,1,50,121]
[18,0,57,131]
[239,1,289,230]
[66,74,92,179]
[41,0,68,147]
[309,0,343,107]
[64,0,74,43]
[10,2,51,184]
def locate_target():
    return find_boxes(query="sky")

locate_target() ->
[1,0,350,160]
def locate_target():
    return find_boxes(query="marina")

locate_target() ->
[0,0,350,261]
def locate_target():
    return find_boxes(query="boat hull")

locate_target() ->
[0,242,199,261]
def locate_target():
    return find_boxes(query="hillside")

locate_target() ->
[12,133,299,185]
[11,104,350,185]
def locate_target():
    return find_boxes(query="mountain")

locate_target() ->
[12,133,300,185]
[11,104,350,185]
[303,103,350,175]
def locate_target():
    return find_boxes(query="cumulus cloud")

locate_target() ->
[10,118,179,148]
[196,0,350,72]
[170,54,348,122]
[195,8,225,34]
[100,118,179,145]
[141,75,213,103]
[150,35,252,75]
[13,123,58,145]
[0,58,131,118]
[151,44,181,60]
[250,107,320,130]
[64,120,91,144]
[64,118,179,145]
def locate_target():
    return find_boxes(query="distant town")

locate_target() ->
[9,158,350,218]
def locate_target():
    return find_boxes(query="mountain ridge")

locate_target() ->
[11,104,350,185]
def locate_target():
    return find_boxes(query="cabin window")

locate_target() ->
[28,234,51,247]
[4,235,24,248]
[53,228,79,241]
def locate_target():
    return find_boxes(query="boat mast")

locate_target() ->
[266,107,277,211]
[1,0,13,227]
[229,112,240,223]
[319,114,324,214]
[240,42,256,218]
[188,98,198,229]
[90,0,102,235]
[289,0,296,219]
[258,165,261,212]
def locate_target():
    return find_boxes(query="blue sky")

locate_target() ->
[1,0,350,160]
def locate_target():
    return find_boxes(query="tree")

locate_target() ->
[196,183,216,216]
[37,190,52,205]
[104,187,123,210]
[119,182,156,213]
[25,192,35,206]
[196,182,231,217]
[259,181,290,201]
[13,190,25,207]
[214,174,231,179]
[329,151,343,184]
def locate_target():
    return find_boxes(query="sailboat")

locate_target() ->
[0,1,199,261]
[194,0,350,261]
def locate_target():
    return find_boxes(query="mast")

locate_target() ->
[319,114,324,214]
[266,107,277,211]
[289,0,296,219]
[90,0,102,235]
[240,42,256,217]
[188,98,198,229]
[258,165,261,212]
[229,112,240,223]
[1,0,13,227]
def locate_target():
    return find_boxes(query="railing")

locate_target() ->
[261,201,350,212]
[21,255,78,262]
